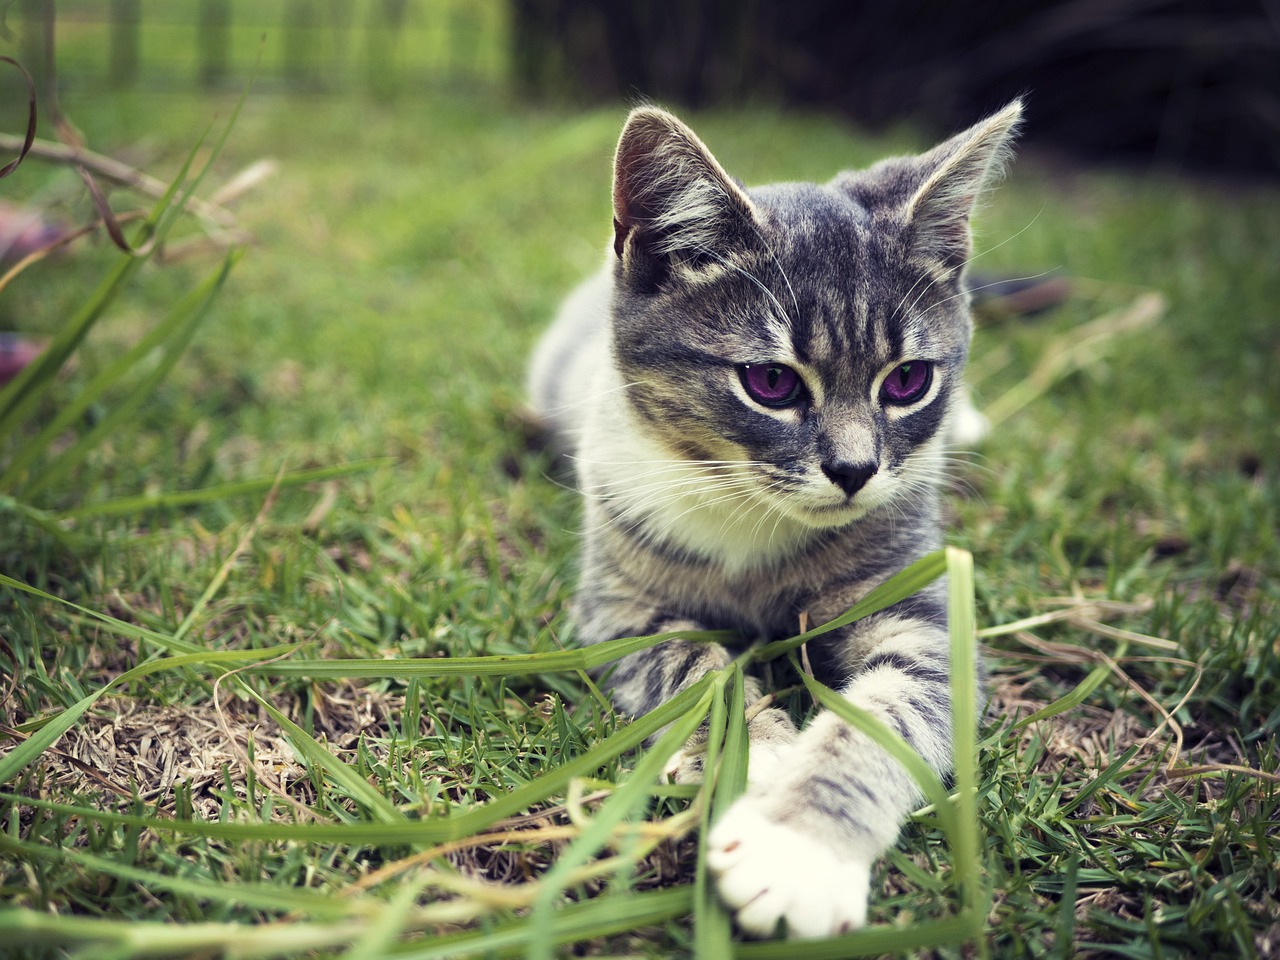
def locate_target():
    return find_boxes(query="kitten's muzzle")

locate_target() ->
[821,460,877,498]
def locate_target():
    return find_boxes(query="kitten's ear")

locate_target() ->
[612,107,756,286]
[904,99,1023,271]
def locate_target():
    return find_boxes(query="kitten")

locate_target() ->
[527,101,1021,938]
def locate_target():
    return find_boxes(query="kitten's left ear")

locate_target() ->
[905,99,1023,271]
[611,107,757,285]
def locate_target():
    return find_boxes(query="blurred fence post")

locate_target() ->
[284,0,320,89]
[327,0,355,81]
[366,0,408,97]
[197,0,230,89]
[108,0,140,89]
[19,0,53,107]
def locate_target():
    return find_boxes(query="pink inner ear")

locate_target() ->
[613,111,696,223]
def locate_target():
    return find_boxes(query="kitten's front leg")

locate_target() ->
[582,606,797,784]
[708,605,957,938]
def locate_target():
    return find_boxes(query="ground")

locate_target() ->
[0,73,1278,958]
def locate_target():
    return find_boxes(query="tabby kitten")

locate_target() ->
[527,101,1021,938]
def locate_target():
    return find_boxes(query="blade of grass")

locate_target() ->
[945,546,986,942]
[1056,743,1142,817]
[0,907,366,959]
[386,887,695,960]
[244,628,733,680]
[0,136,202,439]
[735,913,976,959]
[714,665,750,806]
[238,682,408,824]
[56,459,391,521]
[0,834,367,919]
[0,643,302,785]
[696,666,746,959]
[753,550,947,662]
[527,678,716,960]
[1052,855,1080,960]
[0,77,249,450]
[1009,664,1111,731]
[0,250,141,440]
[794,667,956,841]
[13,250,240,499]
[755,548,984,958]
[0,676,716,844]
[0,496,82,548]
[0,571,245,661]
[5,567,718,678]
[345,879,427,959]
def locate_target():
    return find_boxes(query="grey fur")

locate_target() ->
[527,101,1022,938]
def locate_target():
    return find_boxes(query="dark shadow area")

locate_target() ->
[510,0,1280,179]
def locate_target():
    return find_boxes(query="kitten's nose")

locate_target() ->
[822,460,877,498]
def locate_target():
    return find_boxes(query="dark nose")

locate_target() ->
[822,460,877,498]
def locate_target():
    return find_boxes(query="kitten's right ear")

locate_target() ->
[612,107,756,287]
[902,99,1024,272]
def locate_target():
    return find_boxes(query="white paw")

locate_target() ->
[707,799,871,938]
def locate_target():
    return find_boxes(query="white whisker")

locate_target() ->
[893,207,1049,326]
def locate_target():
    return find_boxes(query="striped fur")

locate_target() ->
[527,102,1022,938]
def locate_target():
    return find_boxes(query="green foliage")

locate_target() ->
[0,77,1277,960]
[0,124,228,547]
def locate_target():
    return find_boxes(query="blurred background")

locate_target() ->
[19,0,1280,179]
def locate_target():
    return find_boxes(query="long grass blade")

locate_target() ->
[345,879,427,959]
[751,548,984,958]
[696,667,744,959]
[238,683,408,824]
[244,628,732,680]
[527,679,715,960]
[1009,664,1111,730]
[14,250,239,498]
[944,546,985,939]
[0,496,82,548]
[56,459,391,521]
[0,252,141,440]
[0,834,365,919]
[0,907,365,958]
[794,669,955,840]
[0,76,249,455]
[0,644,301,784]
[0,676,715,844]
[734,913,975,959]
[0,572,224,651]
[386,887,695,959]
[753,550,947,662]
[0,124,207,438]
[2,567,714,684]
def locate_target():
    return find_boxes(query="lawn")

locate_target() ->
[1,35,1279,960]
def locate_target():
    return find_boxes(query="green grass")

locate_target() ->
[1,56,1278,960]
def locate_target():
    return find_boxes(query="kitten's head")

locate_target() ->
[607,102,1022,529]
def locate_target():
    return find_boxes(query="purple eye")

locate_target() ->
[881,361,933,405]
[740,363,804,407]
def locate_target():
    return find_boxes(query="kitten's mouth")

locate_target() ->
[788,495,874,528]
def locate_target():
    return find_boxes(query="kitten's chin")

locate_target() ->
[784,498,874,530]
[776,483,901,530]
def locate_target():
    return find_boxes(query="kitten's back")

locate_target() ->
[526,267,613,452]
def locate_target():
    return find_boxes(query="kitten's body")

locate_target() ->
[528,103,1021,937]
